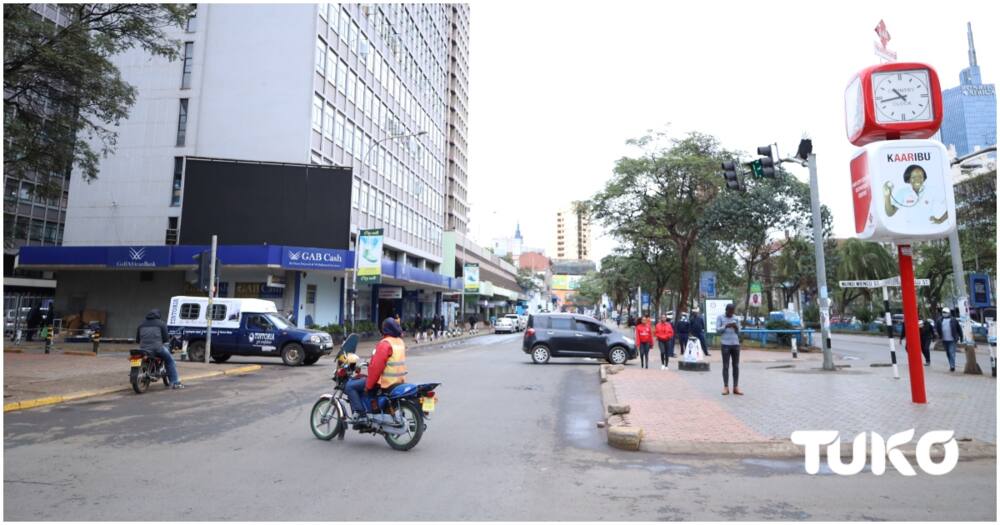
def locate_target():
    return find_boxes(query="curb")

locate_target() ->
[599,364,644,451]
[3,364,263,413]
[4,348,24,353]
[63,350,97,357]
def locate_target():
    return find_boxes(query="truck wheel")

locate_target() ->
[282,343,305,366]
[303,355,320,366]
[187,341,206,362]
[212,354,231,363]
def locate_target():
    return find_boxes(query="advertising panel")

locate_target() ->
[357,229,383,284]
[551,274,582,291]
[464,263,480,293]
[706,299,733,334]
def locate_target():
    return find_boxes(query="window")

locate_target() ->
[312,94,323,131]
[575,320,602,333]
[176,99,189,146]
[323,103,334,138]
[337,60,348,93]
[326,51,337,87]
[315,38,327,75]
[181,42,194,89]
[180,303,201,320]
[550,317,573,330]
[368,185,376,215]
[185,8,197,32]
[171,157,183,206]
[339,8,349,42]
[349,21,359,54]
[335,112,345,147]
[306,284,317,304]
[246,314,272,331]
[209,304,227,321]
[351,177,360,208]
[354,123,362,158]
[347,70,356,102]
[344,121,353,155]
[359,183,368,213]
[375,191,383,220]
[327,3,338,26]
[166,217,179,245]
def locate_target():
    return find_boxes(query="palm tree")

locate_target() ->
[833,239,895,312]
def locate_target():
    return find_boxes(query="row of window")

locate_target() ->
[4,177,68,209]
[4,214,64,245]
[351,178,442,248]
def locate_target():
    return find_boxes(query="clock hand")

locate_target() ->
[891,88,908,102]
[879,95,905,103]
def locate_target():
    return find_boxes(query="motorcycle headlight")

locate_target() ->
[309,334,322,344]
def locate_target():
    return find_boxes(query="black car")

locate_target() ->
[522,313,636,365]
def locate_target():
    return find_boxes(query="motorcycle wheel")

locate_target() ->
[310,397,343,441]
[161,364,169,387]
[130,364,150,394]
[383,400,424,451]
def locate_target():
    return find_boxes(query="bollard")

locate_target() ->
[91,330,101,354]
[791,335,798,359]
[181,339,189,361]
[44,325,53,354]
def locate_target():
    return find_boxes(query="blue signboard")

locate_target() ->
[700,271,717,298]
[106,246,171,268]
[280,246,350,270]
[641,292,650,307]
[969,273,993,308]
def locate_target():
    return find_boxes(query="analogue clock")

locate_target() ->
[872,69,933,123]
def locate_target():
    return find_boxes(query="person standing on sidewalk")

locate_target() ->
[689,307,710,357]
[675,312,690,356]
[920,318,936,366]
[635,315,654,369]
[935,307,963,372]
[655,315,675,370]
[716,304,742,395]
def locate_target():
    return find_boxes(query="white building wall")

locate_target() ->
[297,271,342,328]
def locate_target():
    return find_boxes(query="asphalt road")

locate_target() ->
[4,333,996,520]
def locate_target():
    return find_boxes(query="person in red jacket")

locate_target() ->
[345,317,408,428]
[634,315,654,369]
[654,314,675,370]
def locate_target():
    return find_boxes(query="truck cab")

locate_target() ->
[166,296,334,366]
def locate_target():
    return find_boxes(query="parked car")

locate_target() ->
[503,313,523,332]
[517,315,528,331]
[494,316,517,334]
[522,313,636,365]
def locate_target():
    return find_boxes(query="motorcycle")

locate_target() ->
[129,337,180,394]
[309,333,441,451]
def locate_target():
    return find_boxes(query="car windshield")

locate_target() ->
[266,314,293,329]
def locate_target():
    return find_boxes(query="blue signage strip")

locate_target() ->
[281,246,351,271]
[969,273,993,308]
[106,246,171,268]
[700,271,717,298]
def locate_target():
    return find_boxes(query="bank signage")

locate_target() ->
[106,246,171,268]
[281,246,349,270]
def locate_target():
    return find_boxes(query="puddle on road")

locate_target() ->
[557,369,606,450]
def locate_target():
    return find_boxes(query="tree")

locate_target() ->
[701,170,818,315]
[773,235,816,307]
[570,272,603,310]
[516,268,541,296]
[831,239,895,312]
[589,131,730,315]
[620,239,679,317]
[915,241,953,315]
[955,170,997,275]
[4,4,192,193]
[597,255,635,319]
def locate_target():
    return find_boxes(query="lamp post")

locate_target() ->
[349,130,428,328]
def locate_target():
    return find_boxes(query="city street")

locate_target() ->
[4,333,995,521]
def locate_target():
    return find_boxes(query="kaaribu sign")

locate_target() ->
[551,274,582,291]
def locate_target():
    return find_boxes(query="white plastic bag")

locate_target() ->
[683,338,704,363]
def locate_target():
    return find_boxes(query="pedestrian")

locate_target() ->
[689,307,710,357]
[675,312,690,356]
[934,307,963,372]
[25,304,42,342]
[655,314,675,370]
[414,312,424,343]
[634,315,654,369]
[920,318,936,366]
[665,313,676,357]
[717,304,743,395]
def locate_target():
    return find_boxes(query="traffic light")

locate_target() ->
[756,145,776,177]
[193,250,219,294]
[721,161,742,191]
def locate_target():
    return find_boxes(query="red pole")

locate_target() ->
[897,244,927,404]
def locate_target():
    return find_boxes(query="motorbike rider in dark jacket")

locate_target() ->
[136,309,183,389]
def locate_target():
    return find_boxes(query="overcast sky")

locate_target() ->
[464,0,998,262]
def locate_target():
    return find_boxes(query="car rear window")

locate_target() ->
[550,317,572,330]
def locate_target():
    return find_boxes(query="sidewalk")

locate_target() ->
[603,347,996,456]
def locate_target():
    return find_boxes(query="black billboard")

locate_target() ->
[180,158,353,249]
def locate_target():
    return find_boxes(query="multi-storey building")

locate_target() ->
[18,4,483,336]
[940,23,996,159]
[552,202,591,261]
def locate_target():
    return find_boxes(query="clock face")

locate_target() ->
[872,69,933,124]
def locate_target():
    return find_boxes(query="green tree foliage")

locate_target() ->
[588,131,729,314]
[915,241,953,314]
[516,268,541,295]
[4,4,192,191]
[955,170,996,275]
[830,239,895,311]
[597,254,636,318]
[570,271,603,309]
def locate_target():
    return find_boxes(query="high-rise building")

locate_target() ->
[19,4,473,334]
[940,23,996,159]
[553,202,591,261]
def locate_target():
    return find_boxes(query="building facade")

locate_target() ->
[940,23,996,159]
[19,4,477,335]
[553,202,591,261]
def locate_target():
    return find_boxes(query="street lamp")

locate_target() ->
[348,129,429,328]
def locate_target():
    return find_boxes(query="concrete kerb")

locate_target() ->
[3,364,263,413]
[600,364,644,451]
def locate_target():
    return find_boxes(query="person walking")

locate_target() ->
[675,312,690,357]
[655,315,675,370]
[920,318,935,366]
[689,307,710,357]
[634,315,654,369]
[25,304,42,342]
[716,304,742,395]
[934,307,963,372]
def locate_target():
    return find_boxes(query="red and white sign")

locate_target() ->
[844,62,943,146]
[873,19,896,62]
[850,139,956,241]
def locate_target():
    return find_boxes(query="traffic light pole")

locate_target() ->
[205,235,217,364]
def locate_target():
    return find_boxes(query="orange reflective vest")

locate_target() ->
[377,336,408,389]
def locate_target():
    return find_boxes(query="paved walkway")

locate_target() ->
[608,343,996,449]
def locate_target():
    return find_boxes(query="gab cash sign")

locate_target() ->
[358,229,383,284]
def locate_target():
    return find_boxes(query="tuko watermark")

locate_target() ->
[790,429,958,476]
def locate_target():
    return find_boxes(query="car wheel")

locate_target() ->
[212,353,231,363]
[531,345,550,364]
[607,346,628,365]
[281,343,306,366]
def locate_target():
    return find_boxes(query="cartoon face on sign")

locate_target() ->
[850,139,956,242]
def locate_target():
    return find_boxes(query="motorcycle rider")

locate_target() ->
[136,309,184,389]
[345,317,408,427]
